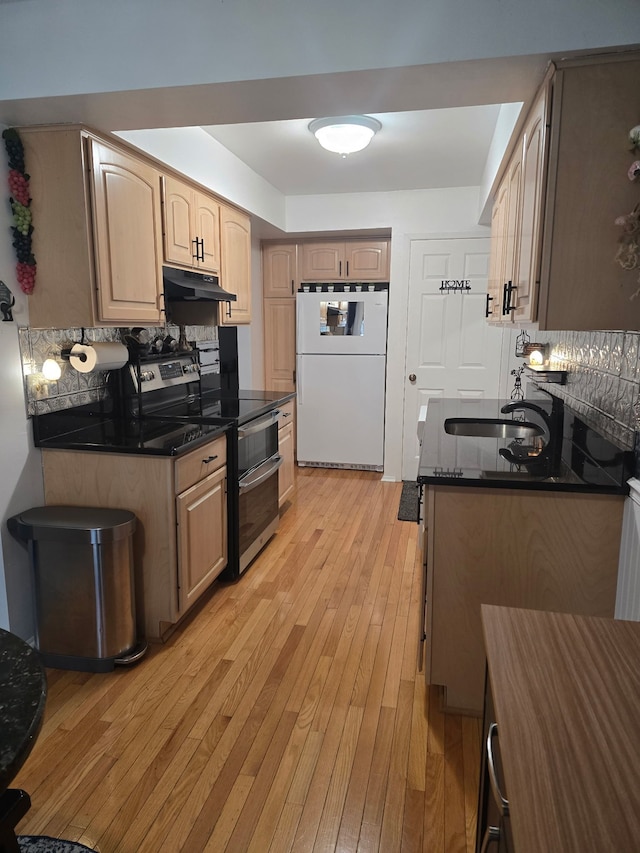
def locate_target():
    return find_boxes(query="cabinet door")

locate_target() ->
[263,243,297,297]
[219,204,252,325]
[345,240,389,280]
[301,242,343,280]
[90,140,164,324]
[513,87,549,324]
[162,175,197,269]
[264,298,296,392]
[501,153,523,324]
[176,465,227,611]
[487,183,508,323]
[278,421,295,507]
[194,191,221,273]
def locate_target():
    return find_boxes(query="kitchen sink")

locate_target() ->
[443,418,545,439]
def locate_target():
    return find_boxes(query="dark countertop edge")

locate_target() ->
[417,473,629,495]
[36,423,230,457]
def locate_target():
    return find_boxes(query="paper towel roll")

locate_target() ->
[69,342,128,373]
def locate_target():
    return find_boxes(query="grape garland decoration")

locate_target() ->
[2,128,36,294]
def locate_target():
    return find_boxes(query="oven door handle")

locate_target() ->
[239,454,283,494]
[237,409,283,438]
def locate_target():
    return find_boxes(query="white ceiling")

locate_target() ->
[201,104,503,196]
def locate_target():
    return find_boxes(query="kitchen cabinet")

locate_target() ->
[479,605,640,852]
[218,203,252,325]
[300,239,390,281]
[263,242,298,298]
[277,400,295,507]
[488,52,640,329]
[162,175,221,273]
[20,125,165,329]
[263,243,297,392]
[422,485,624,715]
[39,434,228,642]
[263,298,296,392]
[487,154,522,322]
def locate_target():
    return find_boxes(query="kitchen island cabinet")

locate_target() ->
[478,605,640,852]
[162,175,221,273]
[39,434,228,642]
[418,395,632,715]
[488,51,640,329]
[21,126,165,329]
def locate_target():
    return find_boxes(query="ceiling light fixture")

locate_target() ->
[308,115,381,156]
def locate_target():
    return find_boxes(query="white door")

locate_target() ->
[401,237,506,479]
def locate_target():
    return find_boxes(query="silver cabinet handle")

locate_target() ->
[487,723,509,815]
[480,826,501,853]
[239,454,283,494]
[237,409,282,438]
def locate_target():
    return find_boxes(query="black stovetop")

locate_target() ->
[31,389,296,456]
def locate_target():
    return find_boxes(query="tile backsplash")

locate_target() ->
[528,330,640,451]
[18,324,218,416]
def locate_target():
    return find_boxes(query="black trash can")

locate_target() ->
[8,506,147,672]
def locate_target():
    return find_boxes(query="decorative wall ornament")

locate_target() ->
[2,127,36,294]
[614,123,640,300]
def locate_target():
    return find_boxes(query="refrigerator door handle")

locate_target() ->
[297,355,303,405]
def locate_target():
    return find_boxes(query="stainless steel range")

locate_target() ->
[114,341,286,580]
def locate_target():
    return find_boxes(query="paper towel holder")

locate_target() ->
[60,328,87,362]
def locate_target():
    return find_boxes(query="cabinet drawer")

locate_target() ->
[175,435,227,494]
[278,400,295,428]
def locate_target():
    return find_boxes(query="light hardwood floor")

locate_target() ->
[14,467,481,852]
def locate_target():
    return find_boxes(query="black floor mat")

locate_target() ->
[398,480,420,522]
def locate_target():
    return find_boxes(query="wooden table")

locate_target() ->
[0,628,47,852]
[481,605,640,852]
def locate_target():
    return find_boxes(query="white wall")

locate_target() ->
[0,124,42,637]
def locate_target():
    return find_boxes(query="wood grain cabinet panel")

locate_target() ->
[263,298,296,393]
[488,52,640,329]
[21,126,165,328]
[263,243,297,298]
[41,436,228,642]
[219,203,252,325]
[424,485,624,715]
[300,239,390,281]
[277,417,295,507]
[162,175,221,273]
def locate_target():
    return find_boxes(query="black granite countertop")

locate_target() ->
[417,394,634,494]
[31,390,296,456]
[0,629,47,792]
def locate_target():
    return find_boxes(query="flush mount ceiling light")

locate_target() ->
[308,115,382,156]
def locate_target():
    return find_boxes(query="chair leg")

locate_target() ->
[0,789,31,853]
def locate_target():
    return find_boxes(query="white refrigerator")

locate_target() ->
[296,287,388,471]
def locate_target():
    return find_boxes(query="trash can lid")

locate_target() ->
[8,506,137,545]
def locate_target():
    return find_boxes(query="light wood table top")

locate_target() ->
[481,605,640,853]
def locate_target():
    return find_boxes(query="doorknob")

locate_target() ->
[409,374,416,383]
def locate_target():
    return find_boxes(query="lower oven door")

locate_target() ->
[238,453,283,573]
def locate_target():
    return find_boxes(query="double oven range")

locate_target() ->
[113,341,288,580]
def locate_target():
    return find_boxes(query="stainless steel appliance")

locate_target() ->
[114,339,286,580]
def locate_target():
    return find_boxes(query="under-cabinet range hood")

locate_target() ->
[162,266,237,302]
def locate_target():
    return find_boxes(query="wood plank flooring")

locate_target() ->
[13,467,481,852]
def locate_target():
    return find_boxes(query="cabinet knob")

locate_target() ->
[409,374,416,383]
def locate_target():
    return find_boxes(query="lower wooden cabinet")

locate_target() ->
[278,401,295,507]
[41,435,228,641]
[423,485,624,715]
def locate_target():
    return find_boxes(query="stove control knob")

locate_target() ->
[184,363,199,374]
[140,370,155,382]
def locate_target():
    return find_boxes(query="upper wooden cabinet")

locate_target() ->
[489,53,640,330]
[21,126,165,328]
[300,239,389,281]
[263,243,298,298]
[218,203,252,325]
[162,175,221,274]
